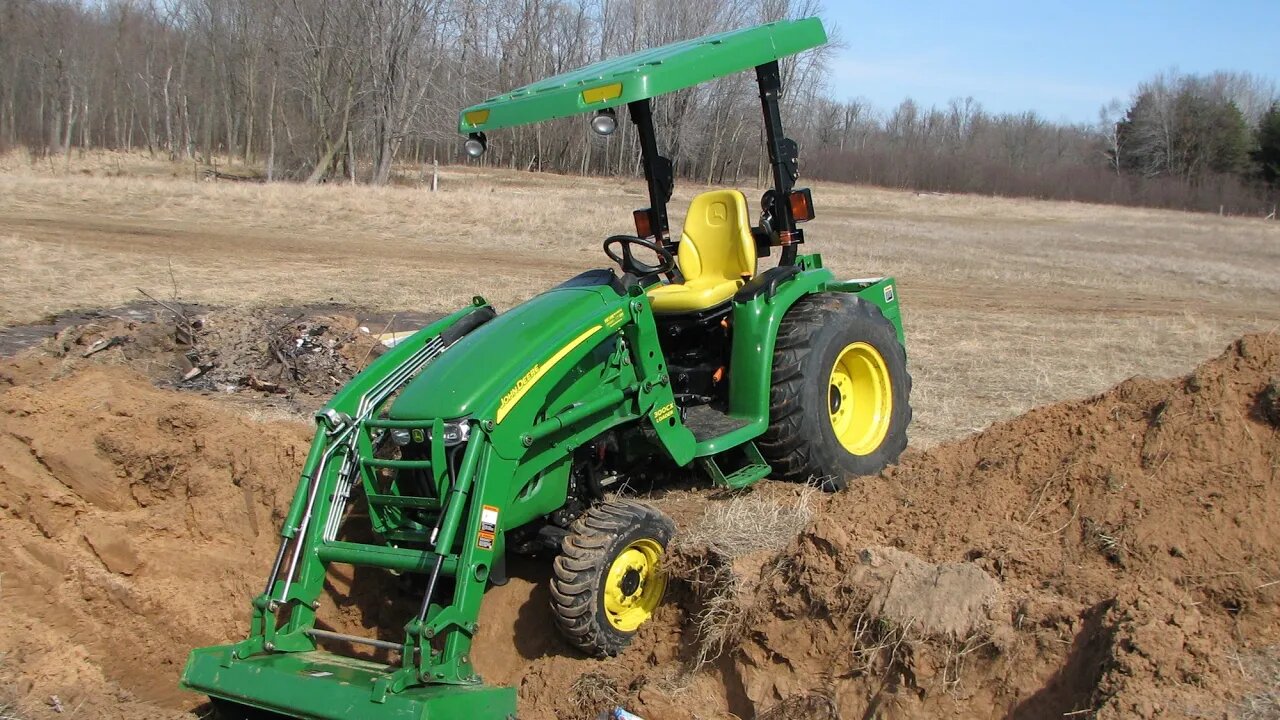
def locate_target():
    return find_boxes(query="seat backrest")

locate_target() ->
[676,190,757,283]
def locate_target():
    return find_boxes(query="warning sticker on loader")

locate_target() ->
[884,284,895,303]
[477,505,499,550]
[481,505,499,534]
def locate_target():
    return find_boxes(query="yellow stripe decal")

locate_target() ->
[495,325,603,424]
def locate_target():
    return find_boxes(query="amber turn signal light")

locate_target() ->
[633,208,654,238]
[788,188,814,222]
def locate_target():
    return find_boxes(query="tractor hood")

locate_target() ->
[389,285,616,421]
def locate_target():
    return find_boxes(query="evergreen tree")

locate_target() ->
[1116,75,1255,183]
[1254,103,1280,189]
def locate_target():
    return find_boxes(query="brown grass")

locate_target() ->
[2,149,1278,447]
[677,486,816,558]
[1238,647,1280,720]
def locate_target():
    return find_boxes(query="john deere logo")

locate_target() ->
[501,364,541,409]
[707,202,728,226]
[495,324,604,423]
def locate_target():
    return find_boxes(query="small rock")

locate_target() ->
[1258,380,1280,427]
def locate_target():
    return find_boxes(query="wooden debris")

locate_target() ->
[182,363,215,382]
[246,374,286,394]
[82,336,125,357]
[200,167,265,183]
[136,287,198,346]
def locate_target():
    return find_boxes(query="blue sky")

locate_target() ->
[823,1,1279,125]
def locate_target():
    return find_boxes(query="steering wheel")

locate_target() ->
[602,234,676,278]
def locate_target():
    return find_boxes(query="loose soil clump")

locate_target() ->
[0,333,1276,719]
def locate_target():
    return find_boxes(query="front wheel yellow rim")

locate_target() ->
[828,342,893,456]
[603,538,666,632]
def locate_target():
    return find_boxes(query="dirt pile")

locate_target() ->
[0,333,1276,720]
[726,332,1280,719]
[0,364,311,718]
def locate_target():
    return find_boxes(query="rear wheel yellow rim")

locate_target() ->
[828,342,893,456]
[603,538,665,632]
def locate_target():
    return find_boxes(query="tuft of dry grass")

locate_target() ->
[685,560,749,668]
[1238,647,1280,720]
[849,612,917,682]
[937,630,995,696]
[756,691,841,720]
[678,486,816,558]
[569,670,624,711]
[677,487,816,667]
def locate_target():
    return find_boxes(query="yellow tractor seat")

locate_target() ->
[648,190,758,313]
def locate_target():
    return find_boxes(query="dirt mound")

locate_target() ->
[0,334,1276,720]
[731,332,1280,719]
[0,365,311,718]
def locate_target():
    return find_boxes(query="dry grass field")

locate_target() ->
[1,149,1278,446]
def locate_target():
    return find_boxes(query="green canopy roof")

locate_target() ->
[458,17,827,135]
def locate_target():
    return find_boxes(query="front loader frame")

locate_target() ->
[182,283,707,718]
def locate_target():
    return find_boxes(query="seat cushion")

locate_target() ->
[648,277,744,313]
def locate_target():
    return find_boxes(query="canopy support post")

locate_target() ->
[756,60,803,265]
[627,99,673,248]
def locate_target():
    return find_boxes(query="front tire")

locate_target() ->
[549,500,675,657]
[759,293,912,490]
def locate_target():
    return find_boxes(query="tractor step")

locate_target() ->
[697,441,770,489]
[182,646,516,720]
[682,404,752,442]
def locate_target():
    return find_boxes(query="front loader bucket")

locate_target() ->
[182,645,516,720]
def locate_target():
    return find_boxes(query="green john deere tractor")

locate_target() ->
[181,16,911,720]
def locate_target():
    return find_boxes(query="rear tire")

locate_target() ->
[759,293,911,490]
[549,500,675,657]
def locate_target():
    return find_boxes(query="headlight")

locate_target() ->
[389,423,468,446]
[442,421,471,446]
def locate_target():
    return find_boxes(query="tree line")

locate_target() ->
[1,0,1276,215]
[805,71,1279,215]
